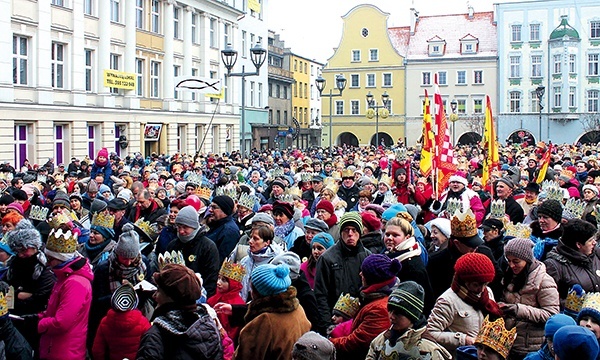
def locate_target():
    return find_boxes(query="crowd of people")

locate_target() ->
[2,141,600,359]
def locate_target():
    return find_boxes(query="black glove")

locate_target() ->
[501,304,518,317]
[21,314,39,330]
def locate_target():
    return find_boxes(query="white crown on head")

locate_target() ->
[563,198,585,220]
[490,199,506,220]
[504,222,532,238]
[157,250,185,270]
[300,172,313,183]
[214,186,237,200]
[29,205,49,221]
[186,172,203,186]
[237,192,256,210]
[279,194,295,204]
[446,198,463,216]
[382,191,398,205]
[541,180,563,202]
[269,168,284,179]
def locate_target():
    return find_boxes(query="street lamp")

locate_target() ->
[449,99,458,144]
[220,42,267,157]
[315,74,347,150]
[535,85,545,142]
[366,91,390,148]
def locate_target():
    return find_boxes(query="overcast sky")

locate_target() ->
[268,0,521,63]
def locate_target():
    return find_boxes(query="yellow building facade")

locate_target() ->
[321,4,406,147]
[291,55,311,129]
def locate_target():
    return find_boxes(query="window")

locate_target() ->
[191,14,198,44]
[110,53,120,94]
[511,25,522,42]
[12,35,28,85]
[135,0,143,29]
[173,7,180,39]
[250,81,255,107]
[210,19,217,47]
[438,71,447,85]
[136,58,144,97]
[150,61,160,98]
[531,91,540,112]
[591,21,600,39]
[177,125,186,152]
[569,54,576,73]
[473,70,483,84]
[335,100,344,115]
[510,56,521,78]
[366,74,375,87]
[383,73,392,87]
[510,91,521,112]
[553,86,561,108]
[530,24,540,41]
[422,72,431,85]
[276,111,281,124]
[87,124,98,159]
[84,0,93,15]
[464,44,474,53]
[293,83,297,97]
[110,0,120,22]
[283,111,287,123]
[85,49,93,92]
[352,50,360,62]
[223,23,230,48]
[14,124,30,169]
[457,99,466,114]
[553,54,562,74]
[473,99,483,114]
[457,70,466,84]
[589,54,599,76]
[569,86,576,107]
[241,31,246,57]
[350,74,359,88]
[173,65,180,98]
[250,34,255,51]
[54,125,66,165]
[51,42,64,89]
[283,86,288,99]
[351,100,359,115]
[258,83,263,107]
[589,90,599,112]
[151,0,160,33]
[369,49,378,61]
[531,55,542,77]
[304,83,307,98]
[52,0,64,6]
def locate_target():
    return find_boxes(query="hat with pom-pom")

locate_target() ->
[115,223,140,258]
[251,263,292,296]
[564,284,586,320]
[545,314,576,339]
[361,254,401,285]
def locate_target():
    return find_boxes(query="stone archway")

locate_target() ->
[457,132,482,146]
[338,132,359,147]
[370,132,394,147]
[507,129,535,146]
[577,130,600,145]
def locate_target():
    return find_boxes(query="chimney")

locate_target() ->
[410,8,419,35]
[467,2,474,19]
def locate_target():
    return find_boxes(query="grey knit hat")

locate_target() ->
[175,205,199,229]
[304,218,329,233]
[6,219,42,252]
[115,223,140,258]
[90,198,107,214]
[52,191,71,209]
[504,238,535,263]
[250,213,275,226]
[292,331,336,360]
[271,252,301,280]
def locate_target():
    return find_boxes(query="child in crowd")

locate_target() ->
[300,232,334,289]
[577,292,600,347]
[328,293,360,338]
[207,260,246,344]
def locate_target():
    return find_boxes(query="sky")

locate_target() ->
[268,0,516,63]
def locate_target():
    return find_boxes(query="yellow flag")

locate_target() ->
[420,90,434,177]
[481,95,499,187]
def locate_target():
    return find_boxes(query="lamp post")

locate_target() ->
[366,91,390,148]
[535,85,545,142]
[449,99,458,144]
[221,42,266,157]
[315,74,347,150]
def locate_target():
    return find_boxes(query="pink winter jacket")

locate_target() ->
[38,257,94,360]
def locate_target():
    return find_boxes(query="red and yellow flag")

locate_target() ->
[434,77,456,195]
[420,90,435,177]
[536,143,552,183]
[481,95,499,187]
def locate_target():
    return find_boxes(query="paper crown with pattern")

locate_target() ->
[382,191,398,206]
[504,222,532,239]
[562,198,586,220]
[286,187,302,198]
[157,250,185,270]
[37,174,47,184]
[0,291,6,318]
[451,208,478,238]
[379,174,392,188]
[279,194,295,204]
[471,176,483,186]
[29,205,49,222]
[0,172,13,182]
[579,291,600,320]
[560,169,574,180]
[446,198,463,217]
[134,219,158,242]
[196,186,212,200]
[91,212,115,229]
[489,200,506,220]
[46,227,79,254]
[341,169,354,179]
[186,172,203,186]
[214,186,238,200]
[394,147,407,161]
[219,260,246,283]
[237,192,256,210]
[300,172,313,183]
[330,171,342,181]
[47,210,77,229]
[333,293,360,318]
[323,177,339,194]
[541,180,563,202]
[269,168,284,179]
[475,316,517,359]
[564,284,586,317]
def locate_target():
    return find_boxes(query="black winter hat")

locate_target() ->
[538,199,563,223]
[212,195,234,216]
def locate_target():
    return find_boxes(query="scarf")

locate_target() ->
[108,251,147,292]
[274,218,295,239]
[179,227,199,243]
[388,237,422,263]
[450,275,503,319]
[323,214,338,228]
[84,238,112,261]
[206,279,244,307]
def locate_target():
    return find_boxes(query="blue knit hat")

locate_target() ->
[311,232,335,249]
[545,314,576,339]
[251,263,292,296]
[91,224,115,241]
[553,326,599,360]
[382,203,408,221]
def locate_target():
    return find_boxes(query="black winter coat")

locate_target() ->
[0,317,33,360]
[361,231,385,255]
[290,236,311,262]
[337,185,360,212]
[293,272,323,334]
[4,254,55,315]
[386,250,435,315]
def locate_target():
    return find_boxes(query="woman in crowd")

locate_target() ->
[428,218,451,253]
[155,199,185,255]
[315,199,340,242]
[300,232,335,289]
[78,213,117,267]
[320,187,346,219]
[499,238,559,359]
[273,200,304,250]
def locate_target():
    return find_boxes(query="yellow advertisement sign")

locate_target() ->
[103,69,136,90]
[248,0,261,13]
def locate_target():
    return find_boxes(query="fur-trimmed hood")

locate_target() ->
[245,286,299,323]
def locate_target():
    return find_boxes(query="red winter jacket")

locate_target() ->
[206,279,246,343]
[92,309,151,360]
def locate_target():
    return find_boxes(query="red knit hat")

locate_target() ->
[97,147,109,159]
[361,212,381,232]
[454,253,495,283]
[316,200,334,215]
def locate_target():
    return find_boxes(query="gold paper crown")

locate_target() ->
[157,250,185,270]
[446,198,463,217]
[582,293,600,314]
[565,286,586,314]
[330,171,342,181]
[53,173,64,182]
[323,177,339,194]
[46,227,79,254]
[219,260,246,283]
[472,176,483,186]
[333,293,360,318]
[0,292,6,318]
[196,186,213,200]
[451,208,478,238]
[379,174,392,188]
[300,172,313,183]
[237,192,256,210]
[29,205,49,221]
[490,199,506,220]
[0,172,13,181]
[134,219,158,241]
[341,169,354,179]
[91,212,115,229]
[186,172,203,186]
[563,198,585,220]
[560,169,574,180]
[475,316,517,359]
[595,176,600,185]
[382,191,398,205]
[286,187,302,198]
[47,211,77,229]
[504,222,532,238]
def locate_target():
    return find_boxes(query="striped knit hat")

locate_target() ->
[339,212,364,233]
[388,281,425,323]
